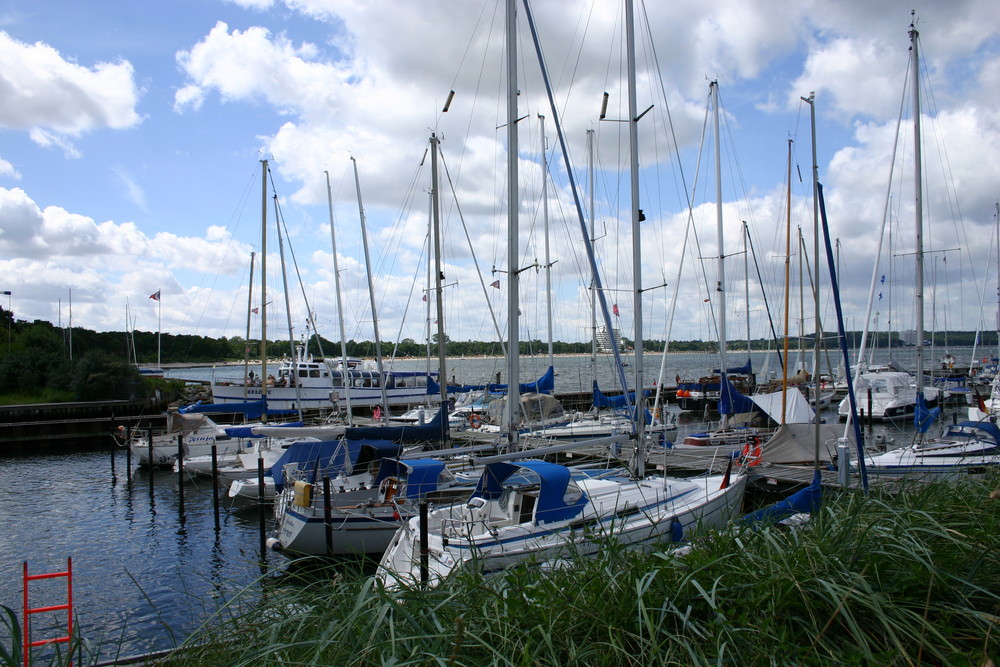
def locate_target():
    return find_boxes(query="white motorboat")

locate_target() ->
[858,420,1000,481]
[378,459,746,589]
[837,371,941,421]
[128,411,261,467]
[211,344,439,412]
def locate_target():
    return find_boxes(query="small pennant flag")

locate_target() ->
[490,280,501,289]
[612,303,620,317]
[421,294,427,302]
[149,290,160,301]
[251,307,259,314]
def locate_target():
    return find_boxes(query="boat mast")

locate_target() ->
[780,139,792,423]
[430,133,450,443]
[260,160,268,420]
[351,156,392,422]
[588,129,597,388]
[539,115,554,371]
[711,81,730,429]
[243,251,255,401]
[325,171,354,424]
[505,0,521,450]
[803,92,822,467]
[272,193,305,421]
[626,0,645,470]
[911,20,926,407]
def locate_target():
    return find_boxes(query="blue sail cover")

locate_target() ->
[741,468,822,525]
[473,460,587,524]
[269,439,357,491]
[718,376,759,416]
[179,399,298,419]
[712,359,753,375]
[913,392,941,433]
[223,421,304,438]
[374,458,447,499]
[592,382,650,409]
[343,405,448,443]
[427,366,556,396]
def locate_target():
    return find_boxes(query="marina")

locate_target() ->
[1,349,987,661]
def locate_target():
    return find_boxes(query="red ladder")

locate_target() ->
[22,558,73,667]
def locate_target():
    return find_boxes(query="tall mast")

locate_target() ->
[588,128,597,386]
[711,81,729,428]
[430,134,450,443]
[273,193,304,421]
[243,251,255,401]
[626,0,645,469]
[780,140,792,423]
[505,0,520,450]
[351,156,392,421]
[260,160,268,417]
[803,92,821,467]
[539,115,554,370]
[325,171,353,424]
[911,21,925,401]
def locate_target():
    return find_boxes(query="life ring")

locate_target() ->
[740,436,763,466]
[467,413,483,429]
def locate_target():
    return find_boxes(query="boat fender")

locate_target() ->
[467,413,483,429]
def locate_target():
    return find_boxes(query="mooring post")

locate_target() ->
[419,500,429,585]
[323,477,333,557]
[125,426,132,472]
[257,456,266,561]
[211,444,220,531]
[177,434,185,508]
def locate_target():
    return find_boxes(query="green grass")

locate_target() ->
[7,474,999,666]
[0,389,76,405]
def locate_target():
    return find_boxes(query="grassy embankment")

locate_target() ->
[4,472,999,666]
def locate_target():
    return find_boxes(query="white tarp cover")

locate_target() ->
[760,422,845,464]
[751,387,815,424]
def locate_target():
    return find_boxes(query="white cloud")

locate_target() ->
[0,156,20,179]
[0,31,142,154]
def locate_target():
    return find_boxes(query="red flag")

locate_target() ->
[251,307,259,314]
[421,294,427,302]
[612,303,619,317]
[490,280,500,289]
[149,290,160,301]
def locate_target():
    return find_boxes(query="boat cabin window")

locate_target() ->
[310,369,321,378]
[563,479,583,506]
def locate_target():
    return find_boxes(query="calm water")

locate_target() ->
[2,346,977,661]
[0,452,278,662]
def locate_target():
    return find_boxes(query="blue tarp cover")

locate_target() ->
[742,468,822,524]
[913,392,942,433]
[344,405,448,442]
[474,460,587,525]
[179,399,298,419]
[374,458,448,499]
[223,422,304,438]
[712,359,753,375]
[427,366,556,396]
[718,375,760,416]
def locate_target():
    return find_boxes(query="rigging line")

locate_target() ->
[270,191,330,363]
[439,144,508,356]
[522,0,632,410]
[852,51,911,386]
[746,225,784,373]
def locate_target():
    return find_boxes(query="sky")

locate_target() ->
[1,0,999,355]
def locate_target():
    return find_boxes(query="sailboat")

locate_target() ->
[862,21,1000,480]
[378,0,746,588]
